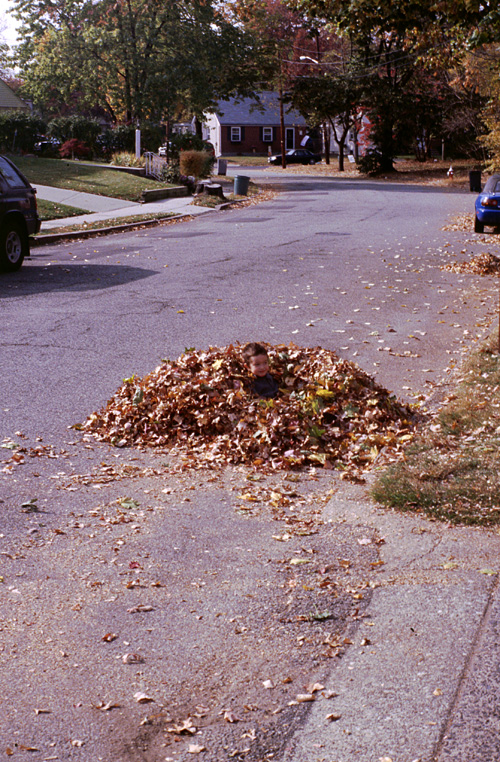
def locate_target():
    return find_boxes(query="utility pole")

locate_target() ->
[279,72,286,170]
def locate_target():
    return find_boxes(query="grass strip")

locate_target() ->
[38,211,175,235]
[37,198,88,221]
[224,155,269,166]
[372,332,500,526]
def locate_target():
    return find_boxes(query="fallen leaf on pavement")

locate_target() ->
[97,700,120,711]
[119,497,140,510]
[134,692,154,704]
[224,710,241,723]
[323,690,339,699]
[241,728,257,740]
[122,652,144,664]
[127,604,154,613]
[306,683,325,694]
[167,718,196,735]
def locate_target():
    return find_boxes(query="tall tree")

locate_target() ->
[291,54,364,170]
[289,0,466,170]
[12,0,257,122]
[228,0,308,167]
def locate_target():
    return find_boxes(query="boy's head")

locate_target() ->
[242,342,270,377]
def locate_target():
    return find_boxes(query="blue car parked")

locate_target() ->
[475,174,500,233]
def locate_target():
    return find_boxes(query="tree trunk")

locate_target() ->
[279,79,286,169]
[323,122,330,165]
[353,125,359,162]
[328,119,349,172]
[338,138,345,171]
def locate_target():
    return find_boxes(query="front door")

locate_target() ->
[285,128,294,150]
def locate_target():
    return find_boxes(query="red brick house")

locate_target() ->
[202,92,311,157]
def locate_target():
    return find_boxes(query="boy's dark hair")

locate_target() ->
[242,342,268,363]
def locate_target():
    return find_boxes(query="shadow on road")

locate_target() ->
[0,263,156,297]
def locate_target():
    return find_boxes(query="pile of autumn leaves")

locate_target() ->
[443,252,500,276]
[84,344,414,472]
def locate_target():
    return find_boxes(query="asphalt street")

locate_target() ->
[3,174,496,441]
[2,174,500,762]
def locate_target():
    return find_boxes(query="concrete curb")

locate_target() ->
[139,185,189,203]
[31,198,249,246]
[30,213,194,247]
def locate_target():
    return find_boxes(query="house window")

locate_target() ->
[262,127,273,142]
[230,126,241,142]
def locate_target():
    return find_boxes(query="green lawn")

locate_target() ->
[224,155,269,165]
[37,198,88,221]
[10,155,172,202]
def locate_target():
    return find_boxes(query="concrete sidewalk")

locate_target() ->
[34,184,140,214]
[35,183,218,230]
[284,481,500,762]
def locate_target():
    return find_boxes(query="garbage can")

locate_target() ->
[469,170,482,193]
[216,158,227,175]
[234,175,250,196]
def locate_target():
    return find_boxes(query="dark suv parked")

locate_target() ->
[0,155,41,272]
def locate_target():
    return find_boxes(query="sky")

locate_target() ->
[0,0,19,47]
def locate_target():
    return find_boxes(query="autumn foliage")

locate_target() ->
[59,139,91,159]
[179,150,212,179]
[84,343,414,472]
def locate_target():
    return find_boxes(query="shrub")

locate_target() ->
[59,139,91,159]
[160,162,181,183]
[107,123,164,154]
[48,116,102,152]
[202,152,215,177]
[0,110,46,153]
[158,163,195,192]
[357,149,385,176]
[179,150,211,179]
[110,151,145,167]
[170,133,209,158]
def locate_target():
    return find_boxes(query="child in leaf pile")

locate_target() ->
[241,342,280,399]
